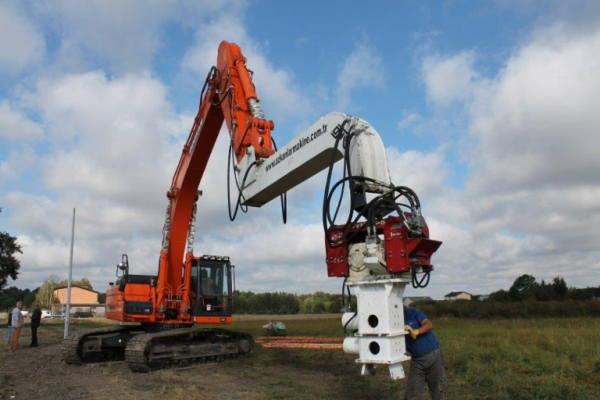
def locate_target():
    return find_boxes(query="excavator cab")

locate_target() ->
[190,256,233,317]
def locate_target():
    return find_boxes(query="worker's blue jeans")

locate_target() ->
[6,326,14,346]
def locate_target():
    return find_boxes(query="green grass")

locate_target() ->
[226,316,600,399]
[3,315,598,399]
[435,318,600,399]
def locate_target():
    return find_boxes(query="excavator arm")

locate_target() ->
[157,41,278,321]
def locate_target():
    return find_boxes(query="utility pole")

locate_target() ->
[64,208,75,338]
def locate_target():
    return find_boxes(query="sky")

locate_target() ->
[1,0,599,300]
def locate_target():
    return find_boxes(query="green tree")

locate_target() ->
[283,293,300,314]
[0,208,22,292]
[551,276,568,300]
[327,296,343,313]
[510,274,538,301]
[1,296,16,311]
[488,289,511,302]
[35,275,62,309]
[311,301,326,314]
[24,289,38,308]
[0,286,31,311]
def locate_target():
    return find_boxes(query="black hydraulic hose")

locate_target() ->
[411,265,431,288]
[341,278,357,334]
[272,138,287,224]
[199,67,217,107]
[323,119,375,247]
[227,142,252,221]
[209,67,233,107]
[343,311,358,335]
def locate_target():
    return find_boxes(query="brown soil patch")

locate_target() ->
[0,318,402,400]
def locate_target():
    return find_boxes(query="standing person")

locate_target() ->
[6,307,14,347]
[9,301,24,350]
[404,306,448,400]
[30,303,42,347]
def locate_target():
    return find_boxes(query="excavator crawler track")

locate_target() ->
[62,326,254,372]
[125,328,254,372]
[61,325,145,365]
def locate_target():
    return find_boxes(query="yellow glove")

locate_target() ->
[404,325,419,340]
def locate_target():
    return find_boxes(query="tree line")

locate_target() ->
[411,274,600,319]
[233,291,346,315]
[487,274,599,302]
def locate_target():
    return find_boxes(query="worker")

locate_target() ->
[9,301,24,350]
[403,306,447,400]
[30,303,42,347]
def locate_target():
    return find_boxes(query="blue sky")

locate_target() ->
[1,0,599,299]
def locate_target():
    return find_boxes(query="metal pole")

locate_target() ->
[64,208,75,338]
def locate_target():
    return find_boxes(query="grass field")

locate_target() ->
[2,315,598,399]
[228,315,600,399]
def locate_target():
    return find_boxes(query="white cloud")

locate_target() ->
[1,70,184,290]
[468,23,600,194]
[397,112,422,131]
[417,18,600,296]
[387,147,447,199]
[335,41,385,110]
[181,11,310,125]
[28,0,240,74]
[421,50,479,107]
[32,1,169,73]
[0,147,39,184]
[0,2,45,74]
[22,71,176,204]
[0,101,44,140]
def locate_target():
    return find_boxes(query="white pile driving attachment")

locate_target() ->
[342,278,411,380]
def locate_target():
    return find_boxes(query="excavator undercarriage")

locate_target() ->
[62,326,254,372]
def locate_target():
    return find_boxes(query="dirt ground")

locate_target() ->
[1,321,151,400]
[0,317,402,400]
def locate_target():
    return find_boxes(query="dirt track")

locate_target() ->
[1,322,178,400]
[0,318,401,400]
[0,323,279,400]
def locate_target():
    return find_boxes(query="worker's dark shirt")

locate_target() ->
[404,307,439,357]
[31,308,42,327]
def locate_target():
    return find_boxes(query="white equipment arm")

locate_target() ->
[238,112,392,207]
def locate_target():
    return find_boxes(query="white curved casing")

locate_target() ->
[341,312,359,331]
[343,336,359,354]
[346,121,390,193]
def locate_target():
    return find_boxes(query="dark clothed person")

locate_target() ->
[6,309,13,346]
[404,307,447,400]
[30,304,42,347]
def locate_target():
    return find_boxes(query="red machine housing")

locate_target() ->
[325,215,442,277]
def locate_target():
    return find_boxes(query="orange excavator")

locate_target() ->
[62,41,441,379]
